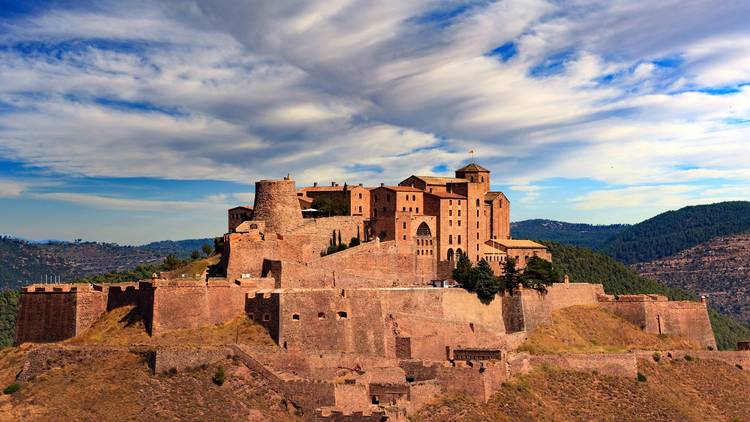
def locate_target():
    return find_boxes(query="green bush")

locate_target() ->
[637,372,647,382]
[684,354,693,361]
[652,352,661,362]
[336,243,348,252]
[3,383,20,394]
[213,366,226,386]
[736,364,743,370]
[348,237,360,247]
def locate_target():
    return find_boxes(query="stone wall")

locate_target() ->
[599,295,717,349]
[527,353,638,378]
[152,346,233,374]
[508,283,605,331]
[14,285,108,344]
[17,346,127,381]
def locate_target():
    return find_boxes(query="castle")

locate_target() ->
[13,163,727,420]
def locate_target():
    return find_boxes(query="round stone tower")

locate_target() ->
[253,178,303,234]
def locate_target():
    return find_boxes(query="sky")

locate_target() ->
[0,0,749,244]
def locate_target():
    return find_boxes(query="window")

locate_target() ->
[471,176,475,182]
[477,232,480,240]
[476,221,479,228]
[337,311,348,319]
[458,220,461,227]
[416,208,419,213]
[449,234,453,244]
[477,210,479,217]
[458,235,461,244]
[403,222,407,229]
[449,199,452,206]
[358,206,362,212]
[458,200,461,205]
[449,210,452,216]
[292,314,300,321]
[476,198,480,206]
[403,235,406,240]
[263,314,270,321]
[412,195,416,201]
[359,193,363,199]
[481,177,484,182]
[318,312,326,320]
[449,220,452,226]
[403,207,406,211]
[458,210,461,216]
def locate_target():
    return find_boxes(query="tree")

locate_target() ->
[503,257,521,292]
[190,250,201,260]
[163,254,182,271]
[202,244,213,256]
[474,259,502,303]
[213,237,225,256]
[349,237,360,247]
[337,230,342,246]
[453,253,475,291]
[520,256,559,293]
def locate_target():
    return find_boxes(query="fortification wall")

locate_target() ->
[152,346,233,374]
[513,283,605,331]
[253,179,303,234]
[246,287,508,358]
[635,350,750,369]
[223,216,364,282]
[14,285,108,344]
[102,283,140,310]
[599,296,716,349]
[527,353,638,378]
[278,240,433,288]
[435,362,508,402]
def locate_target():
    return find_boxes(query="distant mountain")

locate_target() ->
[510,219,629,249]
[633,233,750,326]
[543,240,750,350]
[600,201,750,265]
[0,236,214,290]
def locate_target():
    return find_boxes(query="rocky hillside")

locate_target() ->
[0,237,214,290]
[634,233,750,326]
[510,219,629,249]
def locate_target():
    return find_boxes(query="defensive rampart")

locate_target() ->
[14,284,107,345]
[599,294,717,349]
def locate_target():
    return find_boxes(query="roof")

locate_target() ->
[456,163,490,173]
[484,192,507,202]
[482,243,506,254]
[492,239,546,249]
[374,185,424,192]
[229,205,254,211]
[299,184,367,193]
[406,175,468,185]
[425,191,465,200]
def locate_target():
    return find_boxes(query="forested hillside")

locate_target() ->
[511,219,628,249]
[600,201,750,264]
[0,236,214,290]
[543,241,750,350]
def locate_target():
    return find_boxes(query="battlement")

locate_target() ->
[21,283,87,293]
[598,293,668,302]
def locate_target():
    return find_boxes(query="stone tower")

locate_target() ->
[253,178,303,234]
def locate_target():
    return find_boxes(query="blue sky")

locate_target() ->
[0,0,749,244]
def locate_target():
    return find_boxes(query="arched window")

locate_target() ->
[416,222,432,237]
[447,248,455,261]
[456,248,463,257]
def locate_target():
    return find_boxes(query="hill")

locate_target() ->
[633,233,750,326]
[510,219,629,249]
[415,358,750,421]
[0,236,214,290]
[600,201,750,264]
[543,241,750,350]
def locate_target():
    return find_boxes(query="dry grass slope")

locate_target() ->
[415,358,750,421]
[519,305,700,354]
[65,305,275,347]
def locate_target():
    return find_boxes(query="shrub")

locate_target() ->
[3,383,20,394]
[168,367,177,375]
[684,354,693,361]
[336,243,348,252]
[736,364,743,370]
[652,352,661,362]
[348,237,360,247]
[213,366,226,386]
[637,372,647,382]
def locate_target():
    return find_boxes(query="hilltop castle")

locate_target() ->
[13,163,723,420]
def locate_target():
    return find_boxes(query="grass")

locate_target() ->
[65,305,275,347]
[518,305,700,354]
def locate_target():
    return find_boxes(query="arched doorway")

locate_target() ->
[416,222,432,237]
[456,248,463,257]
[447,248,454,261]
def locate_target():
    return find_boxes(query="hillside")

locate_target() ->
[415,358,750,421]
[633,233,750,326]
[543,241,750,350]
[0,236,214,290]
[510,219,629,249]
[600,201,750,264]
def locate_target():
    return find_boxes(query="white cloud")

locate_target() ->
[33,192,231,212]
[0,180,26,198]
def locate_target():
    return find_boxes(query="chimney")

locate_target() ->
[331,181,336,187]
[313,182,318,187]
[358,183,363,187]
[380,182,385,187]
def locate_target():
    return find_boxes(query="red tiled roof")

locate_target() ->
[456,163,489,172]
[374,186,424,192]
[229,205,253,211]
